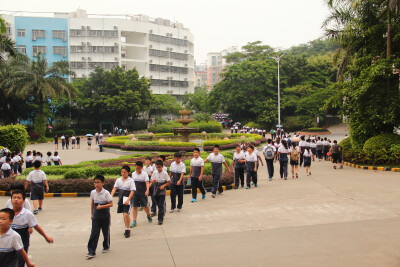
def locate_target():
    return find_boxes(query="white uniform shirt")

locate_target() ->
[0,156,6,163]
[151,170,171,183]
[25,156,33,163]
[5,199,31,211]
[33,156,42,162]
[113,177,136,191]
[310,142,317,148]
[26,170,47,184]
[245,151,257,162]
[0,228,24,253]
[304,149,313,157]
[278,146,290,154]
[52,156,60,162]
[152,165,167,173]
[132,171,149,182]
[206,153,226,163]
[169,162,186,174]
[11,208,38,230]
[1,163,11,171]
[143,165,154,177]
[233,151,246,161]
[90,188,113,204]
[190,157,204,167]
[46,156,52,163]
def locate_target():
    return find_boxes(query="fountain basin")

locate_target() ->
[172,127,199,142]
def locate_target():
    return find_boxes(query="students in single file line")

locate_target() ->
[52,151,62,166]
[25,161,49,215]
[233,144,246,188]
[329,140,341,169]
[110,165,136,238]
[130,161,152,228]
[0,208,36,267]
[86,175,113,259]
[169,153,186,212]
[45,152,52,166]
[189,148,206,202]
[151,160,171,225]
[150,156,167,217]
[245,145,258,189]
[277,140,290,180]
[290,143,300,179]
[303,147,313,175]
[10,190,53,267]
[204,145,231,198]
[263,139,276,181]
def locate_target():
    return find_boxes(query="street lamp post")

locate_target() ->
[269,53,287,126]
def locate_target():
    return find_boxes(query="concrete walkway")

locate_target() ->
[2,158,400,266]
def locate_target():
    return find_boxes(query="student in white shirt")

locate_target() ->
[233,145,246,188]
[263,139,276,181]
[4,182,31,211]
[61,135,66,150]
[310,140,317,162]
[189,148,206,202]
[277,140,290,180]
[150,160,171,225]
[1,158,12,178]
[289,143,300,179]
[204,145,231,198]
[245,145,258,189]
[52,152,62,166]
[298,136,308,167]
[303,147,313,176]
[71,135,76,149]
[46,152,52,166]
[130,161,152,228]
[25,161,49,214]
[169,153,186,212]
[25,151,33,169]
[316,137,323,161]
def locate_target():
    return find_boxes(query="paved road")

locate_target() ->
[2,158,399,267]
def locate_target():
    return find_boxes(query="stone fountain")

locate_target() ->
[173,107,198,142]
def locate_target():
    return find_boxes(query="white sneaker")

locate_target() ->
[212,194,216,198]
[177,209,181,212]
[169,209,175,213]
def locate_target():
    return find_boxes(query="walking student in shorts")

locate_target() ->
[10,190,53,267]
[169,153,186,212]
[76,136,81,149]
[150,160,171,225]
[110,165,135,238]
[87,175,113,259]
[54,135,58,150]
[298,136,308,167]
[330,140,341,169]
[71,135,76,149]
[303,147,313,175]
[290,143,300,179]
[61,135,65,149]
[0,208,36,267]
[277,140,290,180]
[204,145,231,198]
[263,139,276,181]
[130,161,152,228]
[189,148,206,202]
[233,144,246,188]
[25,161,49,215]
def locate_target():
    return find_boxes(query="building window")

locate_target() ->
[32,46,46,56]
[52,30,66,41]
[70,29,85,37]
[70,62,86,69]
[16,45,26,54]
[6,23,11,35]
[32,29,46,40]
[103,30,118,37]
[17,29,25,37]
[89,30,103,37]
[70,46,84,53]
[53,46,67,57]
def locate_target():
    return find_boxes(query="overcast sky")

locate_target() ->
[1,0,329,62]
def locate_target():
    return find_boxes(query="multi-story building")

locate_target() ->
[2,9,195,95]
[205,46,239,89]
[194,62,207,88]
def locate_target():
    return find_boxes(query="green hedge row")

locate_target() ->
[343,145,400,165]
[230,133,262,140]
[363,133,400,152]
[148,120,223,134]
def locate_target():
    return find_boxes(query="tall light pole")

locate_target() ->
[269,53,287,126]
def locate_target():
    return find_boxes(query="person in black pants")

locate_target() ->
[169,153,186,212]
[87,175,113,258]
[189,148,206,202]
[65,135,70,150]
[150,160,171,225]
[263,139,276,181]
[232,145,246,188]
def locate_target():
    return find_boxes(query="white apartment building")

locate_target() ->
[2,9,195,95]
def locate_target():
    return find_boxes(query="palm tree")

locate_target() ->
[10,53,76,137]
[0,16,16,61]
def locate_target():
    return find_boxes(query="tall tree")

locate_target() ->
[0,16,16,61]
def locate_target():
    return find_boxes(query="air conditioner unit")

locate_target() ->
[81,42,86,46]
[88,57,92,61]
[82,57,86,60]
[114,26,118,29]
[115,57,119,60]
[87,26,91,30]
[82,26,86,30]
[184,50,188,53]
[184,36,187,39]
[87,42,91,46]
[149,60,152,63]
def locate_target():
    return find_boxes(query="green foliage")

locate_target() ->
[187,121,223,133]
[363,133,400,152]
[339,137,353,152]
[230,133,262,140]
[193,112,213,122]
[147,121,182,133]
[157,142,197,147]
[0,124,29,152]
[149,94,181,117]
[283,116,313,132]
[45,130,75,138]
[183,87,210,113]
[125,141,158,147]
[245,122,262,129]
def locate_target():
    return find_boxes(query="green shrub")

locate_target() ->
[245,122,262,129]
[193,113,213,122]
[147,121,183,133]
[154,133,174,137]
[339,137,353,152]
[231,133,262,140]
[125,141,159,146]
[363,133,400,152]
[106,136,129,144]
[158,142,197,147]
[283,116,313,132]
[188,121,222,133]
[0,124,29,152]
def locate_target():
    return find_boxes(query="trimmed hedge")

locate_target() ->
[339,137,352,152]
[187,121,223,133]
[125,141,158,146]
[0,124,29,152]
[343,146,400,165]
[363,133,400,152]
[230,133,262,140]
[158,141,197,147]
[106,136,130,144]
[120,145,196,152]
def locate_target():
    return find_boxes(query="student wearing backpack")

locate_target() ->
[277,140,290,180]
[290,143,300,179]
[263,139,276,181]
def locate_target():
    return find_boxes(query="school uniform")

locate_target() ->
[33,156,42,163]
[289,146,300,166]
[245,151,258,187]
[150,165,167,214]
[11,156,20,175]
[316,140,323,159]
[88,188,112,256]
[5,199,31,211]
[143,165,155,211]
[95,133,99,144]
[169,161,186,210]
[113,177,136,214]
[0,228,24,267]
[233,151,246,188]
[71,136,76,145]
[54,136,58,145]
[190,157,206,199]
[132,171,150,208]
[61,135,65,149]
[151,170,170,223]
[331,144,340,163]
[207,153,226,195]
[25,156,33,169]
[10,208,38,267]
[263,144,276,179]
[310,142,317,156]
[298,140,308,167]
[1,163,12,178]
[322,140,330,160]
[303,149,313,167]
[46,156,52,166]
[52,156,61,166]
[76,136,81,145]
[26,170,47,201]
[278,146,290,179]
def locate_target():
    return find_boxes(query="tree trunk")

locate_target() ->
[387,8,392,59]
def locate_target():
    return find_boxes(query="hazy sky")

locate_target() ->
[1,0,329,62]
